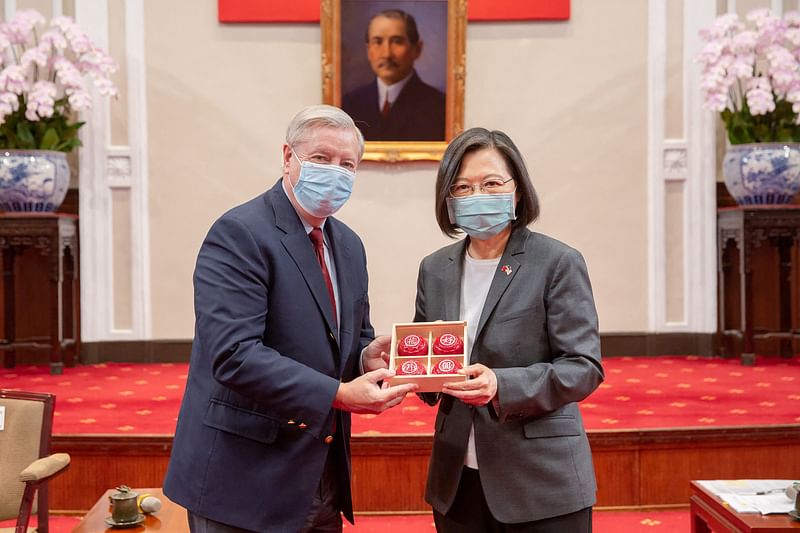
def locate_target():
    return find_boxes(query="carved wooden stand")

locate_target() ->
[0,213,78,374]
[717,206,800,365]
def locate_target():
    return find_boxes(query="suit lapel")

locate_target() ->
[474,228,528,340]
[272,183,340,340]
[364,80,381,123]
[443,240,467,321]
[327,221,355,373]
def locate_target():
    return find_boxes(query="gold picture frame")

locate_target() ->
[322,0,466,162]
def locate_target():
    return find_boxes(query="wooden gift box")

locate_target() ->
[386,320,468,393]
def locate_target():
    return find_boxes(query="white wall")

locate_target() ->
[143,0,650,338]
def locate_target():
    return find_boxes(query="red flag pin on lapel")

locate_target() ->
[501,265,512,276]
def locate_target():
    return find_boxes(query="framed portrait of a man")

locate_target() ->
[322,0,466,161]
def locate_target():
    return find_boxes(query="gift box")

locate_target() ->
[386,320,468,393]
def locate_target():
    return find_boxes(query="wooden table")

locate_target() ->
[691,481,800,532]
[0,213,78,374]
[71,488,188,533]
[717,206,800,365]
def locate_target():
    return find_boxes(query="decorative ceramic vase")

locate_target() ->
[722,143,800,205]
[0,150,70,212]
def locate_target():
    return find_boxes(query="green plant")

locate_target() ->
[720,98,800,144]
[0,98,84,151]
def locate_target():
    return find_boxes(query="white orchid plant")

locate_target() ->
[0,9,117,152]
[698,9,800,144]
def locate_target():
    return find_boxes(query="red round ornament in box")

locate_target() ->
[431,358,463,375]
[433,333,464,355]
[396,359,426,376]
[397,334,428,356]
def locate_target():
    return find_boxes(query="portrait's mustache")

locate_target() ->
[378,59,399,69]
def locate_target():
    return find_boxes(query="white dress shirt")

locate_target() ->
[376,71,413,110]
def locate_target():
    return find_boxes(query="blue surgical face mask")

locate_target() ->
[446,192,517,240]
[290,150,355,218]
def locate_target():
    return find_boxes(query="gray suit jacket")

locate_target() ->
[415,226,604,523]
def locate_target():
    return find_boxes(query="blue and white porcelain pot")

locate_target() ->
[0,150,70,212]
[722,143,800,205]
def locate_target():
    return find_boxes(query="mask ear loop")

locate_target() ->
[287,147,318,216]
[286,147,304,194]
[509,186,519,221]
[291,147,303,166]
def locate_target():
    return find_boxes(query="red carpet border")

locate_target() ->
[0,510,689,532]
[0,355,798,435]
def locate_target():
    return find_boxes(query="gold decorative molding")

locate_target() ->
[360,142,446,162]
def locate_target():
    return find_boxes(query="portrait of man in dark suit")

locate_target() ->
[341,7,446,142]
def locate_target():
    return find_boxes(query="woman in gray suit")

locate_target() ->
[416,128,604,532]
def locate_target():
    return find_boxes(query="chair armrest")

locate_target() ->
[19,453,70,482]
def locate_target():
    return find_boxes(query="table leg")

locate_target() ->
[778,236,793,358]
[2,248,15,369]
[742,267,756,365]
[741,240,755,366]
[690,501,712,533]
[49,247,63,376]
[719,238,741,359]
[718,233,728,357]
[63,244,77,367]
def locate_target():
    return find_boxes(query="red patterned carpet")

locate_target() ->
[1,356,788,532]
[1,509,689,532]
[0,355,798,435]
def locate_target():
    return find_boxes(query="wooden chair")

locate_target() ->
[0,390,70,533]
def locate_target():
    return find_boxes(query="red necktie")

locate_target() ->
[311,227,339,437]
[381,94,391,118]
[309,227,337,325]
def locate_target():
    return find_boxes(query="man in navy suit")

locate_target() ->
[341,9,445,141]
[164,105,417,533]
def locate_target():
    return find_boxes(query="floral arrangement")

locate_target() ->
[698,9,800,144]
[0,9,117,152]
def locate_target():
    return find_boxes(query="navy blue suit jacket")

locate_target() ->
[342,71,445,141]
[164,180,375,532]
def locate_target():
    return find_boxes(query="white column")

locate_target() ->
[75,0,151,341]
[684,1,718,333]
[646,0,666,331]
[647,0,718,333]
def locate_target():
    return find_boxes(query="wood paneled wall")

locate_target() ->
[49,425,800,514]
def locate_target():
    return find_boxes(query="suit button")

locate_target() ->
[324,435,334,444]
[298,422,308,429]
[329,332,336,341]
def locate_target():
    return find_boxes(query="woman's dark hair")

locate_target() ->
[435,127,540,237]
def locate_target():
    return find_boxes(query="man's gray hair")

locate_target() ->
[286,105,365,158]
